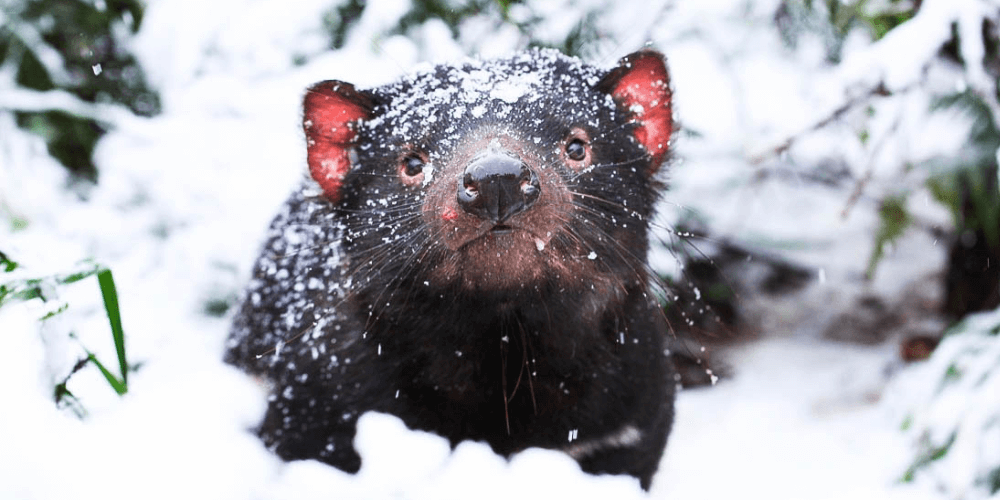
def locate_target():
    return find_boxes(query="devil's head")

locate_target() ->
[302,49,673,299]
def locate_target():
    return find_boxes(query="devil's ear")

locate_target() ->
[303,81,375,202]
[596,50,673,171]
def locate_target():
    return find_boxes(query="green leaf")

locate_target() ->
[39,302,70,321]
[0,251,18,272]
[0,279,45,307]
[900,414,913,431]
[865,194,912,279]
[989,466,1000,494]
[15,111,105,181]
[86,352,128,395]
[901,432,957,483]
[11,36,56,91]
[97,268,128,388]
[324,0,368,49]
[866,9,917,41]
[59,265,102,285]
[108,0,148,32]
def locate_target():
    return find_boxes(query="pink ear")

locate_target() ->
[603,51,673,170]
[303,81,373,202]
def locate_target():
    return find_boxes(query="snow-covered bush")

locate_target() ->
[895,306,1000,499]
[0,252,132,417]
[746,0,1000,286]
[0,0,160,182]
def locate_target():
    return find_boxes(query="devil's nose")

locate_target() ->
[457,153,540,223]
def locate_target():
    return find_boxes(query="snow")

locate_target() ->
[1,0,994,498]
[657,339,929,499]
[885,308,1000,498]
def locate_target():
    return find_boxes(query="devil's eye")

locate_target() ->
[566,139,587,161]
[402,155,425,177]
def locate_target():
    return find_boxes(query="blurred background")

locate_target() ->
[1,0,999,498]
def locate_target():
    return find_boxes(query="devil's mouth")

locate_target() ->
[490,224,514,235]
[455,224,547,253]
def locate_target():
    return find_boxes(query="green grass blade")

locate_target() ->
[96,268,128,388]
[86,353,128,395]
[59,267,101,285]
[0,251,18,272]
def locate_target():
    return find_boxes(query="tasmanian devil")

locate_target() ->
[225,48,677,489]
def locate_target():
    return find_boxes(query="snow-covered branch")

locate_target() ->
[0,87,133,124]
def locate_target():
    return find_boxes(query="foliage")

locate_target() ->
[0,0,160,181]
[777,0,918,62]
[392,0,518,39]
[330,0,999,303]
[325,0,367,49]
[0,251,131,416]
[927,90,1000,250]
[897,306,1000,497]
[322,0,609,58]
[781,0,1000,288]
[776,2,1000,494]
[865,194,911,279]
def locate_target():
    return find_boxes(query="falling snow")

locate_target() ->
[0,0,991,498]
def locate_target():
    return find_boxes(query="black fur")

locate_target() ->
[226,49,676,489]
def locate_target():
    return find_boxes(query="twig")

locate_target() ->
[749,81,892,165]
[841,113,902,219]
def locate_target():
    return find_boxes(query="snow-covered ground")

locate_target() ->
[1,0,994,498]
